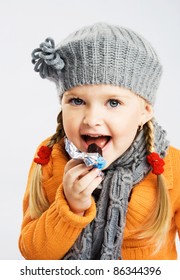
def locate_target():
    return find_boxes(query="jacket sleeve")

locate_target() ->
[18,140,96,260]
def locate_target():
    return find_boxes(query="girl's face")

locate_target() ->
[61,84,153,169]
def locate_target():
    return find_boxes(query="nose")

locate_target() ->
[82,106,103,127]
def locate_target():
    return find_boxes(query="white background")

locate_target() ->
[0,0,179,260]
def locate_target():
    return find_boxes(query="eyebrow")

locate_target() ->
[103,93,132,99]
[63,92,78,97]
[63,91,132,100]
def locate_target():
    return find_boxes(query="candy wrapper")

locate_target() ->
[64,137,106,170]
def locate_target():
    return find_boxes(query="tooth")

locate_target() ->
[88,134,102,137]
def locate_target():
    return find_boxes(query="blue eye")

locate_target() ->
[108,99,120,107]
[69,98,84,106]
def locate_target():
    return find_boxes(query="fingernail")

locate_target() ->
[98,171,104,178]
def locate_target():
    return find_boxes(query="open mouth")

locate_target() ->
[81,134,111,149]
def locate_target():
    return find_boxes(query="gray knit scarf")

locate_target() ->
[63,121,169,260]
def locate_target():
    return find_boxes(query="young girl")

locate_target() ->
[19,22,180,260]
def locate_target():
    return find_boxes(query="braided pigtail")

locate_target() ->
[47,111,65,148]
[29,111,64,219]
[136,120,171,251]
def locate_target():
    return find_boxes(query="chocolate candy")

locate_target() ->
[65,137,106,169]
[87,143,102,156]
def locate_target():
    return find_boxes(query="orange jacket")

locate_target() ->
[19,138,180,259]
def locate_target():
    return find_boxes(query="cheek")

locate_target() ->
[111,111,141,147]
[112,112,140,133]
[62,111,71,135]
[62,110,79,138]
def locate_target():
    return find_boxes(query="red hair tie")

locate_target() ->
[146,152,165,175]
[34,146,52,165]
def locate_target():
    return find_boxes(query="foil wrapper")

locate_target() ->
[64,137,106,170]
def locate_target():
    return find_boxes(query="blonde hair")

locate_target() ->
[29,111,64,219]
[28,115,171,252]
[134,120,171,252]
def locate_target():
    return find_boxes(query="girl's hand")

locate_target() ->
[63,159,103,215]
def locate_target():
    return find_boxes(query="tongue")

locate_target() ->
[85,136,109,148]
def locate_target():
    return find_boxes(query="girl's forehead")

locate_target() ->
[63,84,134,98]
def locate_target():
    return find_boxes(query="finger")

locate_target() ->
[64,163,92,188]
[80,175,103,197]
[64,159,84,174]
[74,168,101,193]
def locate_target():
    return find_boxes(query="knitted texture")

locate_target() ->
[19,143,180,260]
[63,121,169,260]
[32,23,162,105]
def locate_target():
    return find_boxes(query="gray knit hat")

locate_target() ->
[32,22,162,105]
